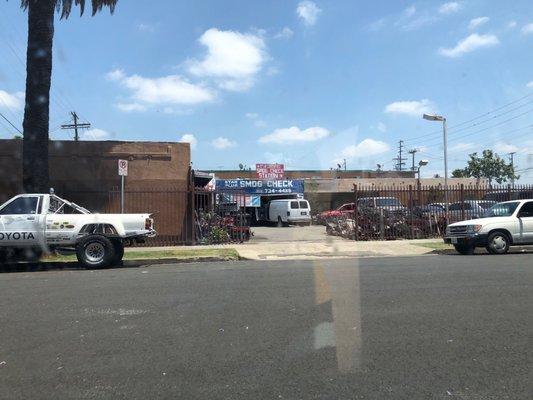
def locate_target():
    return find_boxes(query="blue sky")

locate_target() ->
[0,0,532,180]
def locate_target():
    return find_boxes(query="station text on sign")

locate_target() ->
[256,163,284,179]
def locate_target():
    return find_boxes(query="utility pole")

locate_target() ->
[394,140,407,171]
[408,148,419,171]
[336,159,347,171]
[509,152,516,187]
[61,111,91,141]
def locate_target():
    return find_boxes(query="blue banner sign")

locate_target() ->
[216,179,304,195]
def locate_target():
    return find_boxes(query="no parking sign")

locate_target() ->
[118,159,128,176]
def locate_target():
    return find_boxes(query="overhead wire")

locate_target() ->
[403,92,533,144]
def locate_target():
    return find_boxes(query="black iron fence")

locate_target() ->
[323,183,533,241]
[58,186,252,247]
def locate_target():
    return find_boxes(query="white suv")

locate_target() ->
[444,200,533,255]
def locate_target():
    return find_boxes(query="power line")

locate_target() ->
[404,92,533,144]
[418,108,533,148]
[0,110,22,134]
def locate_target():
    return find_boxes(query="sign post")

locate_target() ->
[118,159,128,213]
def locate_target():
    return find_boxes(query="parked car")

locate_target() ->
[483,189,533,202]
[317,203,355,222]
[356,197,406,212]
[447,200,496,221]
[444,199,533,254]
[0,192,156,268]
[413,204,445,218]
[267,199,311,226]
[427,203,446,210]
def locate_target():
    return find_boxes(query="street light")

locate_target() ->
[417,159,429,182]
[423,113,449,221]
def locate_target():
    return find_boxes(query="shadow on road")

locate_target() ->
[0,258,205,273]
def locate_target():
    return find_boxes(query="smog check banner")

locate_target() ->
[215,179,304,195]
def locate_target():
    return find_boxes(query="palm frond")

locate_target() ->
[20,0,117,19]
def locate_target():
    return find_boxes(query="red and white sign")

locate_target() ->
[256,163,284,179]
[118,159,128,176]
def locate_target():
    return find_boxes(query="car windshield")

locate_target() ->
[479,201,496,209]
[482,202,520,218]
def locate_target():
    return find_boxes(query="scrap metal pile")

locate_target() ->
[323,207,446,241]
[195,210,252,244]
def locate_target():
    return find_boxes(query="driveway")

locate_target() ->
[251,224,339,243]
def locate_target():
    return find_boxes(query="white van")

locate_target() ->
[268,199,311,226]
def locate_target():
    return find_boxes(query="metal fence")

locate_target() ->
[59,186,252,247]
[194,189,252,243]
[324,184,533,241]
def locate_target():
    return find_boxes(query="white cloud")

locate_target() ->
[521,23,533,35]
[211,136,237,149]
[188,28,266,92]
[246,112,267,127]
[335,138,390,163]
[0,90,24,110]
[384,99,436,117]
[468,16,490,30]
[259,126,330,144]
[297,1,322,26]
[393,6,438,31]
[494,142,519,154]
[107,70,214,108]
[450,142,476,152]
[368,18,387,32]
[507,21,517,29]
[137,23,155,33]
[274,27,294,39]
[81,128,111,140]
[266,66,280,76]
[377,122,387,133]
[438,2,461,14]
[106,69,125,81]
[116,103,147,112]
[527,81,533,88]
[439,33,499,58]
[403,5,416,18]
[180,133,197,149]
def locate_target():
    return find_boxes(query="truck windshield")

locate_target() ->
[376,198,401,207]
[482,202,520,218]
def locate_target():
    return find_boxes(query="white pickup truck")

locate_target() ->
[0,191,155,268]
[444,199,533,255]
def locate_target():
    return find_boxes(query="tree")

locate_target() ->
[451,150,519,185]
[19,0,117,192]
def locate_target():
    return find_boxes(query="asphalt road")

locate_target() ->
[0,255,531,399]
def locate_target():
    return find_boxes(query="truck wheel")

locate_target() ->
[453,244,475,255]
[76,235,115,269]
[111,240,125,264]
[486,232,510,255]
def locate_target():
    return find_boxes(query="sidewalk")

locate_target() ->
[127,238,443,261]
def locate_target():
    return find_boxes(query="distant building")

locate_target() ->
[0,139,191,203]
[210,169,415,180]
